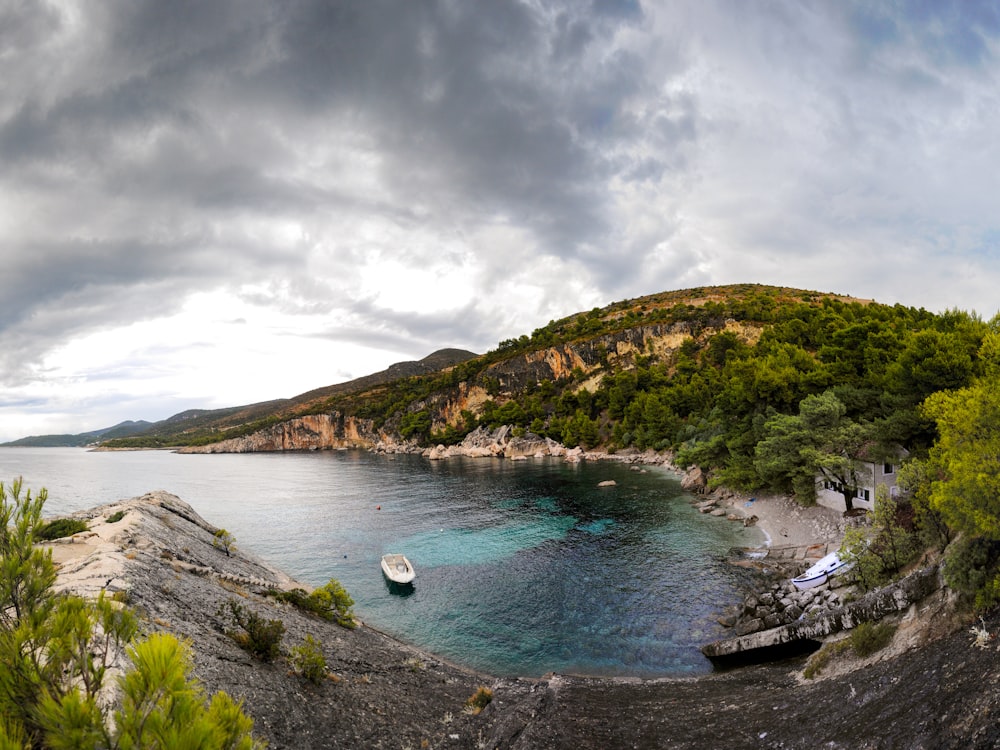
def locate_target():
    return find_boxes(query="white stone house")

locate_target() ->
[816,447,909,513]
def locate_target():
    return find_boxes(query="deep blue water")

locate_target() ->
[0,448,763,677]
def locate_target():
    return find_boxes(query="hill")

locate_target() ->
[102,280,988,505]
[94,348,478,448]
[1,420,153,447]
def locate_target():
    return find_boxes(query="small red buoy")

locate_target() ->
[376,505,381,510]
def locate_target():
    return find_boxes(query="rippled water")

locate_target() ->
[0,447,763,677]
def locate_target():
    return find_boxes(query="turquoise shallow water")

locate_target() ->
[0,448,763,677]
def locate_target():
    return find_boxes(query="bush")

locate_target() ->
[290,635,328,684]
[213,528,236,556]
[106,510,126,523]
[849,621,896,657]
[464,686,493,714]
[802,622,897,678]
[802,639,850,679]
[270,579,355,629]
[943,535,1000,611]
[219,599,285,661]
[36,517,89,540]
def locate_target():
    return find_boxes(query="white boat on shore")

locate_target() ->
[381,553,415,585]
[791,551,851,590]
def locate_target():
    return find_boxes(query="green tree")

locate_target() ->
[923,377,1000,538]
[213,528,236,557]
[0,478,264,749]
[755,391,874,508]
[839,485,915,591]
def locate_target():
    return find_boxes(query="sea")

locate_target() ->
[0,447,764,678]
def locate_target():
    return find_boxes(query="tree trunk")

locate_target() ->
[841,488,855,512]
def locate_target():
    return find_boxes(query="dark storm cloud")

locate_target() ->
[0,0,683,387]
[5,0,1000,439]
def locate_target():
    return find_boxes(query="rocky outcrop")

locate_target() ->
[484,323,694,394]
[702,566,943,662]
[423,426,565,460]
[177,413,383,453]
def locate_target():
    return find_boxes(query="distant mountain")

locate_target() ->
[1,420,153,447]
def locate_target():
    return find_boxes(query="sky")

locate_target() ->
[2,0,1000,442]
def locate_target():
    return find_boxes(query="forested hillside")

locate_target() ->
[107,284,987,497]
[103,283,1000,607]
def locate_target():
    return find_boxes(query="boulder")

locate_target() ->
[735,618,764,636]
[680,466,707,493]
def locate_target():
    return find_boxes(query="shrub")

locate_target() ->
[36,517,89,540]
[849,621,896,657]
[464,686,493,714]
[270,579,355,628]
[802,622,897,678]
[290,635,327,684]
[106,510,126,523]
[213,528,236,556]
[219,599,285,661]
[943,535,1000,611]
[802,639,850,679]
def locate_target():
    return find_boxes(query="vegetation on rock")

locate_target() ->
[219,599,286,662]
[0,478,263,749]
[36,517,89,541]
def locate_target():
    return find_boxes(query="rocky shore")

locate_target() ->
[44,492,1000,749]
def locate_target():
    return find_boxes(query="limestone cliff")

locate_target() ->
[177,413,386,454]
[179,318,763,455]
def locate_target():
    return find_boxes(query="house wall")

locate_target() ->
[816,460,902,513]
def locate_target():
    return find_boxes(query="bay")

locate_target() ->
[0,447,763,677]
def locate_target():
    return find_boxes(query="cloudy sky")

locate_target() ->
[2,0,999,441]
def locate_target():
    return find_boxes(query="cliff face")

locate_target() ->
[484,322,696,393]
[177,413,385,454]
[182,319,763,455]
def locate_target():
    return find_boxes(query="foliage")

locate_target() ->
[839,486,916,591]
[942,535,1000,611]
[218,599,286,662]
[802,639,851,679]
[94,287,991,509]
[106,510,126,524]
[290,635,327,684]
[112,634,260,750]
[308,579,356,628]
[849,621,897,658]
[755,391,875,508]
[0,478,263,749]
[36,517,89,541]
[803,622,897,678]
[923,376,1000,539]
[464,686,493,715]
[896,458,951,552]
[268,579,355,629]
[213,528,236,557]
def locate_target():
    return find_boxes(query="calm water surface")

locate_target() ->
[0,447,763,677]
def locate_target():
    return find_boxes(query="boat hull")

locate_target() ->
[381,553,415,585]
[792,551,850,591]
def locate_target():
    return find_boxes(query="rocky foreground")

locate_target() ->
[48,492,1000,749]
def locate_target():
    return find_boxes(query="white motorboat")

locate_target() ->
[381,553,415,585]
[791,551,851,590]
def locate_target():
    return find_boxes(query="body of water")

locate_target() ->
[0,447,763,677]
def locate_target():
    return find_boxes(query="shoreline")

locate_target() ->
[37,492,995,749]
